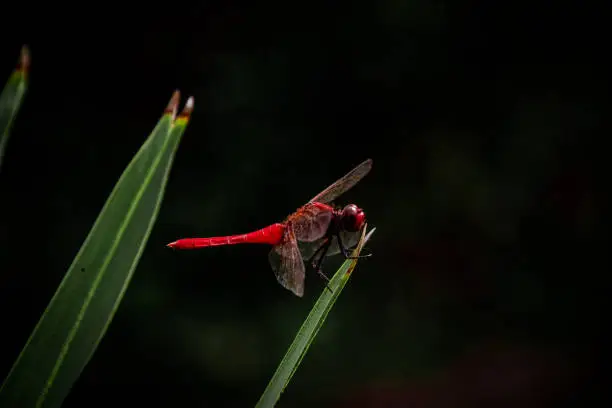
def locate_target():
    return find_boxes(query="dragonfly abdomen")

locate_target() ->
[242,223,285,244]
[167,223,285,249]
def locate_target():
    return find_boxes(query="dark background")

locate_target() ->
[0,1,606,407]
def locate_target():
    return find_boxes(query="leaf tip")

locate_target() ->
[179,96,194,119]
[164,90,181,118]
[345,224,373,276]
[17,45,30,74]
[363,227,376,243]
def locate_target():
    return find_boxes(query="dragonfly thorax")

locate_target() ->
[339,204,366,232]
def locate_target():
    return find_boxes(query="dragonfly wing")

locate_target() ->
[308,158,372,204]
[268,228,306,297]
[297,238,328,262]
[326,230,362,256]
[292,204,333,242]
[297,229,362,262]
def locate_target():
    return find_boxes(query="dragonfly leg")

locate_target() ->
[312,240,331,274]
[317,269,333,294]
[337,233,372,260]
[308,238,334,294]
[306,237,330,268]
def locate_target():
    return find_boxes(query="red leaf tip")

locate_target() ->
[164,90,181,117]
[166,241,177,249]
[18,45,30,72]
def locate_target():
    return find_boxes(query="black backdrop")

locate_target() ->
[0,1,606,407]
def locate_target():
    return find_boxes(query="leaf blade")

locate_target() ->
[0,92,193,408]
[256,226,376,408]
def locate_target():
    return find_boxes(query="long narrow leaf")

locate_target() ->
[256,225,376,408]
[0,91,193,408]
[0,45,29,170]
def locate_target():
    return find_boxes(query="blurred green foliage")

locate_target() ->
[0,46,28,171]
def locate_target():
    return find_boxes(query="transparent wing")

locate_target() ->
[268,228,306,297]
[297,238,328,264]
[291,203,334,242]
[298,230,363,261]
[308,158,372,204]
[333,230,362,255]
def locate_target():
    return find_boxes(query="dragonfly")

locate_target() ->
[167,158,373,297]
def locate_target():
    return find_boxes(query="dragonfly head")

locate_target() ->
[340,204,366,232]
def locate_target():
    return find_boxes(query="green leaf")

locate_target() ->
[256,225,376,408]
[0,91,193,408]
[0,45,29,171]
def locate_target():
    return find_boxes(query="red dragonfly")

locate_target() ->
[167,159,373,296]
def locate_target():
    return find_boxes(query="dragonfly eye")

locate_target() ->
[341,204,366,232]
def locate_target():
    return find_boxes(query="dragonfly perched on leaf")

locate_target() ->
[167,159,373,296]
